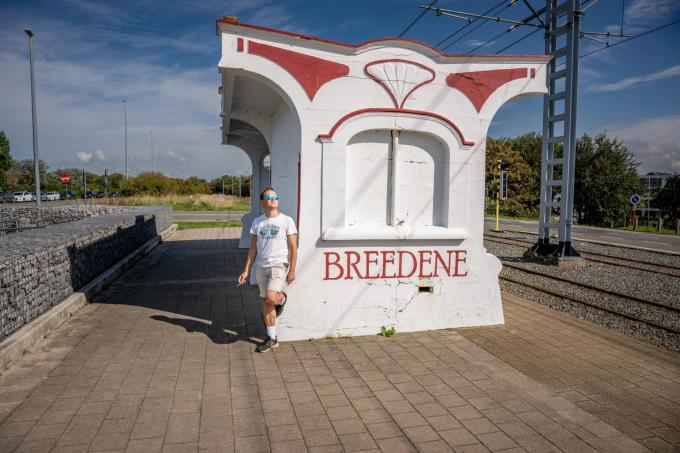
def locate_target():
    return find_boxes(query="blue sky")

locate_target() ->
[1,0,678,179]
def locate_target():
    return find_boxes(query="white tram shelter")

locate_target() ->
[217,17,550,340]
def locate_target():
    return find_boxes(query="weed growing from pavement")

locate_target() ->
[379,326,396,337]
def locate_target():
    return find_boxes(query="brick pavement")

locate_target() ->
[0,227,678,452]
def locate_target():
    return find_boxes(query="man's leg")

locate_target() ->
[263,290,284,336]
[256,292,282,352]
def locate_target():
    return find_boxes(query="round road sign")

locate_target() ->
[60,174,71,184]
[630,194,641,205]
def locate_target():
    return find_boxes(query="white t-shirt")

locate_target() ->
[250,213,298,268]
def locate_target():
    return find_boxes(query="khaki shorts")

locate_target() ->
[255,264,288,298]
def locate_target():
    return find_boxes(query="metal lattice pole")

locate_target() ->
[530,0,582,259]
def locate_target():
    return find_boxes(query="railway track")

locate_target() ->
[499,263,680,335]
[484,234,680,278]
[484,233,680,350]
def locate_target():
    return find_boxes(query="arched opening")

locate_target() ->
[220,71,301,247]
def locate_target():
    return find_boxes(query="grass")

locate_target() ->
[176,221,243,230]
[619,225,677,235]
[101,194,250,211]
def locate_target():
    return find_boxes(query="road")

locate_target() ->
[175,212,680,253]
[485,218,680,254]
[173,210,246,222]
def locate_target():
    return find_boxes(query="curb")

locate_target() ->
[0,223,177,371]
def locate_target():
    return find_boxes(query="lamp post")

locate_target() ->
[150,130,154,173]
[25,29,42,208]
[121,99,128,180]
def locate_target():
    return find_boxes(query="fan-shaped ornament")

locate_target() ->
[364,59,435,109]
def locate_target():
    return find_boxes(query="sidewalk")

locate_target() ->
[0,228,678,452]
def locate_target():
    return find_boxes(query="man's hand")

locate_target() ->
[286,271,296,285]
[238,272,249,286]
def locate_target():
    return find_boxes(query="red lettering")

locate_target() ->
[365,251,380,278]
[397,251,417,278]
[418,250,433,278]
[381,251,396,278]
[345,251,362,280]
[433,250,452,277]
[453,250,468,276]
[324,252,344,280]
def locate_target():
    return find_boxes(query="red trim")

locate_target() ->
[217,20,553,61]
[317,108,474,146]
[530,68,536,78]
[446,68,529,113]
[237,37,244,52]
[296,157,301,231]
[364,59,435,109]
[248,41,349,100]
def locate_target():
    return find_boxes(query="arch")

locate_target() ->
[317,108,474,148]
[320,113,470,238]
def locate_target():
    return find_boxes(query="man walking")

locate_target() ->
[238,187,298,352]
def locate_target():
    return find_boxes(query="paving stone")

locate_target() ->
[302,428,339,447]
[125,437,164,453]
[338,432,378,451]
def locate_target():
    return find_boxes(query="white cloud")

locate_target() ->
[94,149,107,161]
[63,0,135,26]
[590,65,680,92]
[625,0,680,25]
[76,151,93,163]
[605,114,680,173]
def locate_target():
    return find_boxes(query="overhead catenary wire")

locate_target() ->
[398,0,439,37]
[466,23,520,54]
[442,1,519,51]
[580,18,680,58]
[495,26,542,53]
[435,0,508,48]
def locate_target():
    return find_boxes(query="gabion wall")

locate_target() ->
[0,204,131,231]
[0,207,172,341]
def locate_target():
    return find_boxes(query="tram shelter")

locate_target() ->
[217,17,550,341]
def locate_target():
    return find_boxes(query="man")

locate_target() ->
[238,187,298,352]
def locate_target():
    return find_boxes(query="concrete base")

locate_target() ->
[523,250,587,268]
[0,224,177,371]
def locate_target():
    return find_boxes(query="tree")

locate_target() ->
[573,132,641,227]
[485,138,537,217]
[0,131,11,190]
[654,175,680,222]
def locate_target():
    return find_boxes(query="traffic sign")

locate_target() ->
[60,174,71,184]
[630,194,641,205]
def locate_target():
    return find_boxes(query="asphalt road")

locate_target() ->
[485,218,680,254]
[173,210,246,222]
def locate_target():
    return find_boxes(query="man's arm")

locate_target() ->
[286,234,298,284]
[238,235,257,285]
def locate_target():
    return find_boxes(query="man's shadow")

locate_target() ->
[151,315,261,346]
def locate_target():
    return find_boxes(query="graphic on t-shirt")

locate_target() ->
[258,225,280,238]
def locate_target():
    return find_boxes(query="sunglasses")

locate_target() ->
[263,194,279,201]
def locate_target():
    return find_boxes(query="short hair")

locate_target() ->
[259,186,276,200]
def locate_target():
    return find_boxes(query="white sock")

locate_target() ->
[266,325,276,340]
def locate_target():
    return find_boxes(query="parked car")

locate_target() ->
[30,192,37,201]
[61,190,75,200]
[95,191,106,198]
[109,192,119,198]
[13,191,32,202]
[1,191,13,203]
[42,191,60,201]
[85,190,95,198]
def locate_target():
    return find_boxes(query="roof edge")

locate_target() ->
[216,19,552,62]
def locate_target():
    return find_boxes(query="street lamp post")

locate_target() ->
[25,29,42,208]
[150,130,154,173]
[121,99,128,180]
